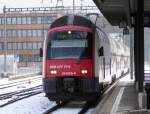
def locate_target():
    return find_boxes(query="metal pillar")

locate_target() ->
[130,28,134,80]
[137,0,144,92]
[134,0,145,108]
[134,0,144,92]
[134,15,139,90]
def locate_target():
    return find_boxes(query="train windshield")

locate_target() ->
[47,30,92,59]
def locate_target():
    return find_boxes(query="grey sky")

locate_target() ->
[0,0,96,12]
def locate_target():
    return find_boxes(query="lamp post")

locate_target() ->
[3,5,7,77]
[73,0,75,14]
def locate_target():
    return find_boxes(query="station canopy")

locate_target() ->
[93,0,150,26]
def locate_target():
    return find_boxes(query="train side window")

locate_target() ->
[99,46,104,56]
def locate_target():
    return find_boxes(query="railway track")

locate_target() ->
[0,76,42,89]
[42,101,97,114]
[0,85,43,107]
[42,102,69,114]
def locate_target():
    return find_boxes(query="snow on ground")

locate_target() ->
[0,93,55,114]
[0,75,42,85]
[50,101,94,114]
[0,76,42,95]
[0,79,42,95]
[52,108,81,114]
[0,75,93,114]
[0,92,93,114]
[52,108,93,114]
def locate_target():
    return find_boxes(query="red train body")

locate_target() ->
[42,15,129,102]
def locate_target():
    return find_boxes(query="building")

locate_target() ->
[0,7,62,68]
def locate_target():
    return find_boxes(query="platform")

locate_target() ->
[92,79,150,114]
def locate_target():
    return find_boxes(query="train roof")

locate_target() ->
[50,15,95,29]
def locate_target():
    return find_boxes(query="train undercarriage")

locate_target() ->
[43,77,102,102]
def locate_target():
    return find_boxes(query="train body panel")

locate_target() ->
[46,59,93,78]
[94,31,104,82]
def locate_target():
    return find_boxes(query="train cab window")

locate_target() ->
[47,30,93,60]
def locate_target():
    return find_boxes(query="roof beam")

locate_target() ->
[93,0,130,26]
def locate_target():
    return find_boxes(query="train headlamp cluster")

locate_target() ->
[50,70,57,74]
[81,69,88,74]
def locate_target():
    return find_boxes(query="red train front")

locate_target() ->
[43,15,100,102]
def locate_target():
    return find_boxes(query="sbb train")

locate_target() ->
[41,15,129,102]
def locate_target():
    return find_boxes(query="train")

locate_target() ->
[41,14,130,103]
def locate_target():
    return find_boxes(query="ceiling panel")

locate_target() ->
[93,0,150,26]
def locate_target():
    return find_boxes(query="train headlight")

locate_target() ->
[81,69,88,74]
[50,70,57,74]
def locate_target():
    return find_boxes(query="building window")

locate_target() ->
[19,55,24,62]
[44,29,48,37]
[43,16,56,23]
[17,17,22,24]
[7,30,12,37]
[12,17,17,24]
[33,43,37,49]
[31,16,37,24]
[0,18,1,24]
[41,16,44,24]
[27,30,32,37]
[43,16,47,23]
[0,31,1,37]
[22,30,26,37]
[22,17,27,24]
[0,43,3,50]
[1,18,4,24]
[1,30,4,37]
[34,55,38,62]
[7,43,12,50]
[23,43,27,49]
[37,29,42,37]
[27,43,32,49]
[12,30,16,37]
[6,17,11,24]
[37,42,43,49]
[23,56,28,62]
[27,17,31,24]
[13,43,17,49]
[18,30,22,37]
[46,16,54,23]
[18,43,22,49]
[37,17,42,24]
[28,55,31,62]
[32,30,37,37]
